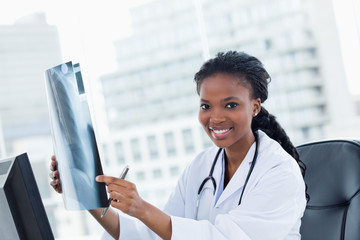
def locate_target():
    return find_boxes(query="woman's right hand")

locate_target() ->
[50,155,62,193]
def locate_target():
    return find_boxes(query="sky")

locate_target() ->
[0,0,359,95]
[0,0,152,136]
[0,0,151,76]
[332,0,360,95]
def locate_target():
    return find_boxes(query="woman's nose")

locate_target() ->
[210,109,226,124]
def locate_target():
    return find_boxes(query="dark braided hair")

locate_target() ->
[194,51,307,190]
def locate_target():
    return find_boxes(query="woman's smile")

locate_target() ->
[209,127,233,140]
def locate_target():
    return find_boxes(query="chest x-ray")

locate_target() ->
[45,62,108,210]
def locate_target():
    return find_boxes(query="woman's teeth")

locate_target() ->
[212,128,230,134]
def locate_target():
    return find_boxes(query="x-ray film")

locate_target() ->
[45,62,108,210]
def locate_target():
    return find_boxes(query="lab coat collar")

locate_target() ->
[214,141,257,207]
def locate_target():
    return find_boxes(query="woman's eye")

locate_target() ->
[200,104,210,110]
[225,102,238,109]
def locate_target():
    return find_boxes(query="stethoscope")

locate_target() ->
[195,132,259,219]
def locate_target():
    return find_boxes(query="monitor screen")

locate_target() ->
[0,153,54,240]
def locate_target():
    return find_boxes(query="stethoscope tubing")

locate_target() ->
[197,148,222,195]
[196,131,259,218]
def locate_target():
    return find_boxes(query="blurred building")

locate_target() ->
[355,95,360,115]
[100,0,357,208]
[324,94,360,139]
[0,12,61,149]
[100,0,208,207]
[0,117,5,158]
[0,13,98,239]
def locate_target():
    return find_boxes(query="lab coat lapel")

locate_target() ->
[215,143,256,207]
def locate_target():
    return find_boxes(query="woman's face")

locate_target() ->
[198,73,260,150]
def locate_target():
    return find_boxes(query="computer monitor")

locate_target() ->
[0,153,54,240]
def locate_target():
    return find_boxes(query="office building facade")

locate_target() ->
[0,13,96,239]
[0,13,61,146]
[99,0,356,208]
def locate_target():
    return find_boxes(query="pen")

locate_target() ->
[101,165,130,218]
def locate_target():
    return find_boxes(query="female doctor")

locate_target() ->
[50,51,307,240]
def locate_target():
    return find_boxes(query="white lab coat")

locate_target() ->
[102,130,306,240]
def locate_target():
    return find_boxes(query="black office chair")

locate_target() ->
[297,139,360,240]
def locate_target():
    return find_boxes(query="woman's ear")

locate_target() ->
[252,98,261,117]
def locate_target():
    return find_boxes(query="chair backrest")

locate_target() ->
[297,139,360,240]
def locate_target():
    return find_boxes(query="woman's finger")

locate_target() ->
[109,191,124,202]
[50,179,58,187]
[96,175,129,187]
[108,191,133,212]
[50,179,62,193]
[49,155,62,193]
[49,170,59,180]
[50,156,57,171]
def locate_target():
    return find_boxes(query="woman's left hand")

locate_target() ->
[96,175,172,240]
[96,175,146,219]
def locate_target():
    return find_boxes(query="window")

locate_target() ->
[264,39,272,50]
[317,125,324,137]
[301,126,310,139]
[153,169,163,179]
[147,135,159,159]
[102,144,110,166]
[32,161,51,198]
[155,189,167,198]
[130,138,142,162]
[309,67,319,77]
[164,132,176,157]
[169,166,180,176]
[200,127,213,149]
[317,105,326,114]
[136,171,146,181]
[114,141,125,164]
[182,128,195,154]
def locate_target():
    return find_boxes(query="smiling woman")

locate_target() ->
[198,73,260,149]
[1,0,357,238]
[49,51,308,240]
[194,51,307,194]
